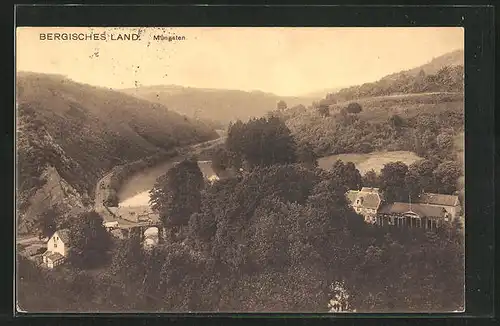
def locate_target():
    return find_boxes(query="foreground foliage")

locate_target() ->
[18,163,464,312]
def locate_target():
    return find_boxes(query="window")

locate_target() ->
[53,238,57,248]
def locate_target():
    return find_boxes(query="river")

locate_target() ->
[118,160,215,207]
[118,131,226,207]
[118,149,422,207]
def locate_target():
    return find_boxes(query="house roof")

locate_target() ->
[55,229,70,245]
[361,187,380,192]
[379,202,448,218]
[346,189,382,210]
[44,252,65,262]
[357,193,382,209]
[415,193,460,207]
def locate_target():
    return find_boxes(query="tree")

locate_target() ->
[318,105,330,117]
[362,169,380,188]
[433,161,462,194]
[417,128,439,158]
[34,207,59,239]
[408,159,438,193]
[211,147,230,175]
[404,169,422,199]
[337,108,359,126]
[277,100,288,111]
[330,160,362,191]
[296,142,318,168]
[226,116,297,168]
[345,102,362,114]
[149,158,205,238]
[379,161,409,203]
[436,132,454,157]
[109,236,145,279]
[68,211,111,268]
[227,150,243,171]
[388,114,405,130]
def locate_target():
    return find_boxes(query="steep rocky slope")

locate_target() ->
[16,72,218,234]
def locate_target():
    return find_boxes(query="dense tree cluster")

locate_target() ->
[226,116,298,169]
[345,102,363,114]
[361,159,462,203]
[18,162,464,312]
[149,158,205,238]
[17,65,465,313]
[289,103,463,161]
[67,211,112,269]
[287,66,464,162]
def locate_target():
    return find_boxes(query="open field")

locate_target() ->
[318,150,423,175]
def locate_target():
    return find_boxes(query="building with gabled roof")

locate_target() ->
[346,187,384,224]
[345,186,461,231]
[414,193,462,219]
[42,229,71,269]
[377,202,450,230]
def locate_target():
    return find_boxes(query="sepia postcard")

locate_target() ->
[16,26,465,313]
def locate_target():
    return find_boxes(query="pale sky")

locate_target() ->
[16,27,463,96]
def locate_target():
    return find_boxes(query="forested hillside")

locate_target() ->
[273,52,464,161]
[18,116,464,313]
[381,49,464,81]
[121,85,317,125]
[16,72,218,233]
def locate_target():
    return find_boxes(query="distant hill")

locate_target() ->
[381,49,464,81]
[120,85,317,125]
[16,72,218,232]
[278,49,465,158]
[320,49,464,104]
[299,87,346,99]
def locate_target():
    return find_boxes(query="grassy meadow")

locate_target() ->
[318,150,423,175]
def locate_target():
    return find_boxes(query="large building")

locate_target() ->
[346,188,462,230]
[414,193,462,219]
[377,202,450,230]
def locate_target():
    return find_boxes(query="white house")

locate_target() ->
[42,229,70,269]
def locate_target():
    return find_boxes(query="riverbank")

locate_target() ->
[93,136,224,224]
[118,160,215,206]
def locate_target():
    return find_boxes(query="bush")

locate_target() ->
[346,102,362,114]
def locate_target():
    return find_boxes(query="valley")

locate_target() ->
[17,44,467,313]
